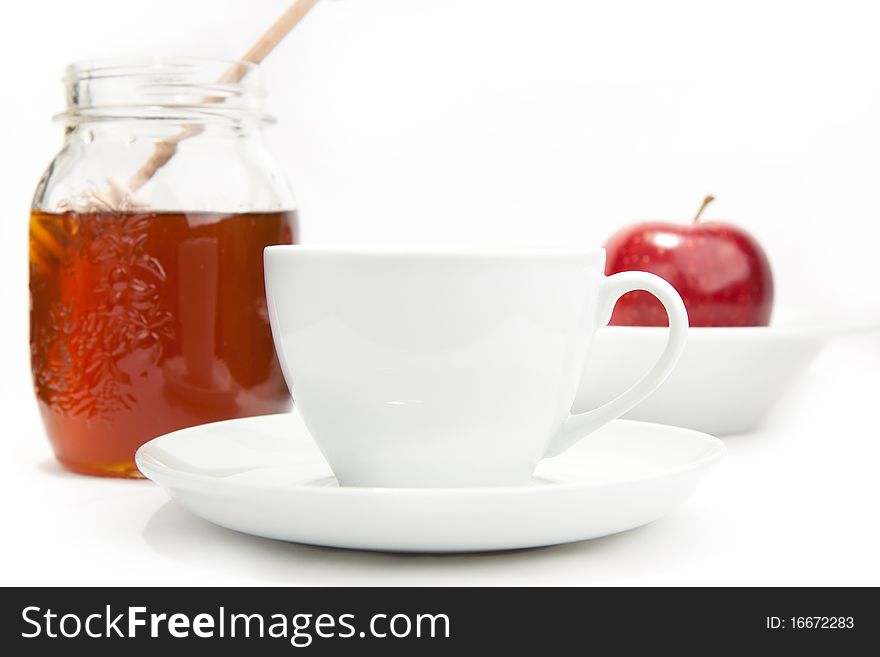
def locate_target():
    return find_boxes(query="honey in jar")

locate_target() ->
[30,210,296,476]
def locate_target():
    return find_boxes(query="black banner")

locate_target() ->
[1,587,874,654]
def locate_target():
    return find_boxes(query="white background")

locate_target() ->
[1,0,879,586]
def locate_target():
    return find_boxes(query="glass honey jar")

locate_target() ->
[29,58,297,477]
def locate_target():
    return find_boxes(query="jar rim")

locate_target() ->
[63,56,261,80]
[57,56,273,126]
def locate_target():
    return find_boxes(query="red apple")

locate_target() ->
[604,196,774,327]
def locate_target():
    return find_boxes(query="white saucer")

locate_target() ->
[576,324,876,436]
[135,413,725,553]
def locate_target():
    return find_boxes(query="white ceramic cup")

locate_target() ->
[265,246,688,488]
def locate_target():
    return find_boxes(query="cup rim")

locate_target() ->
[265,245,606,258]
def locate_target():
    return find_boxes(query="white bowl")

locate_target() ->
[574,325,865,436]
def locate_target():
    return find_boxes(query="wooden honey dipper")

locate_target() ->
[124,0,320,196]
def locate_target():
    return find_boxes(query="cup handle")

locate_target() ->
[543,271,689,458]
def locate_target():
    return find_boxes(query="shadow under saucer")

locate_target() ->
[141,500,719,586]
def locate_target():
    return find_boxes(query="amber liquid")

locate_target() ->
[29,209,297,477]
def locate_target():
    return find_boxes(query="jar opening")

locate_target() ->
[56,57,273,125]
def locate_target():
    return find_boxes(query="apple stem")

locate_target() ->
[693,195,715,223]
